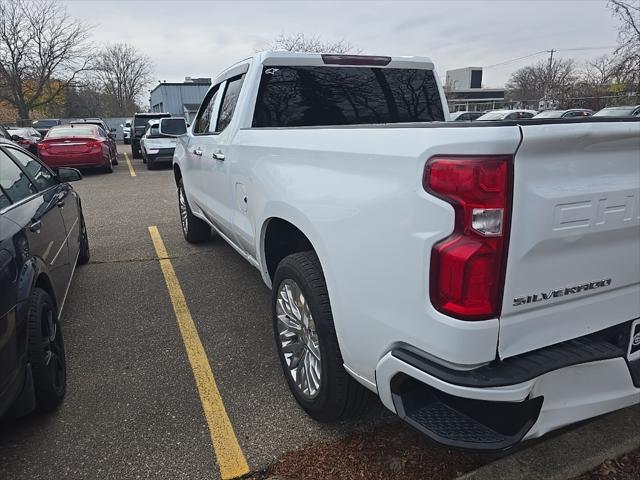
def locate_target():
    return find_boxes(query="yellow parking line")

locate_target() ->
[147,226,250,479]
[124,152,136,177]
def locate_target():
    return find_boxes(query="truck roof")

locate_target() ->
[214,51,436,85]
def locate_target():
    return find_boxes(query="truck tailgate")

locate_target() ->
[499,121,640,358]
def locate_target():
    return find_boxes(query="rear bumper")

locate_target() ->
[39,151,106,168]
[145,148,175,162]
[376,324,640,451]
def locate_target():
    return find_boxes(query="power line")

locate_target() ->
[484,46,617,70]
[484,51,547,69]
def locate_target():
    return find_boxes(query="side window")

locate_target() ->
[0,149,37,204]
[7,147,57,191]
[216,75,245,133]
[97,127,107,138]
[0,188,10,210]
[193,85,221,135]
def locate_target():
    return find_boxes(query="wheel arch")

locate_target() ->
[259,209,330,291]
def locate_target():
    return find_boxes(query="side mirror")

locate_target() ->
[159,117,187,137]
[11,134,22,141]
[57,167,82,182]
[108,132,115,139]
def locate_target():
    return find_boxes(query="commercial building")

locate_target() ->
[149,77,211,124]
[444,67,507,112]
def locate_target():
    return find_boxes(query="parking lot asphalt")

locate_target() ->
[0,144,391,480]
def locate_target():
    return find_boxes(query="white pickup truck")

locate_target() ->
[173,52,640,451]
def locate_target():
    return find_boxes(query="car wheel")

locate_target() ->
[146,157,154,170]
[112,151,119,165]
[27,288,66,412]
[178,179,210,243]
[273,251,371,422]
[103,157,113,173]
[77,212,90,265]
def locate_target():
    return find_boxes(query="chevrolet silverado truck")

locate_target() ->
[173,52,640,451]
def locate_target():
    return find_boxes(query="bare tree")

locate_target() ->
[608,0,640,95]
[266,32,361,54]
[506,58,577,106]
[94,43,153,116]
[609,0,640,56]
[0,0,92,122]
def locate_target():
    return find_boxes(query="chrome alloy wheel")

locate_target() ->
[178,187,188,234]
[276,279,321,399]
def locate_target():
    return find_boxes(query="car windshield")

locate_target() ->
[534,110,564,118]
[46,126,96,138]
[593,107,635,117]
[476,111,507,120]
[161,118,187,135]
[32,119,58,127]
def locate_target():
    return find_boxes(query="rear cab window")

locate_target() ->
[252,65,445,127]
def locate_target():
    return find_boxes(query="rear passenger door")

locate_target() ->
[0,148,70,305]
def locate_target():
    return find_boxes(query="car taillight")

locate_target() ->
[423,155,512,320]
[88,140,103,150]
[37,142,47,150]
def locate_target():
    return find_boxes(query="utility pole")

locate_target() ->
[543,49,556,110]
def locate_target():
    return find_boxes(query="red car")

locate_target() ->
[37,124,116,173]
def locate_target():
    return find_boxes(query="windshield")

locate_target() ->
[46,126,96,138]
[161,118,187,135]
[476,111,507,120]
[593,107,635,117]
[534,110,564,118]
[135,115,168,127]
[32,119,58,127]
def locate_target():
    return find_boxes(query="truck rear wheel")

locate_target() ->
[273,251,371,422]
[178,179,210,243]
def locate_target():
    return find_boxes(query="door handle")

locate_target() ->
[29,219,42,232]
[212,151,225,161]
[56,199,65,208]
[193,148,203,156]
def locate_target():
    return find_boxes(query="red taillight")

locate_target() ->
[37,142,47,150]
[424,155,512,320]
[88,139,103,151]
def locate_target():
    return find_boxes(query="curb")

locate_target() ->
[457,404,640,480]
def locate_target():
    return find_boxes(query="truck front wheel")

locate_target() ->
[273,251,371,422]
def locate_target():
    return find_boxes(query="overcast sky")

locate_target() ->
[64,0,621,89]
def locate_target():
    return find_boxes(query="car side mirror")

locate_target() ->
[11,134,21,141]
[159,117,187,137]
[57,167,82,182]
[108,132,115,139]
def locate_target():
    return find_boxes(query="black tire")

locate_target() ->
[178,179,210,243]
[146,157,154,170]
[132,145,141,159]
[273,251,371,422]
[102,156,113,173]
[112,151,119,166]
[27,288,66,412]
[77,212,90,265]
